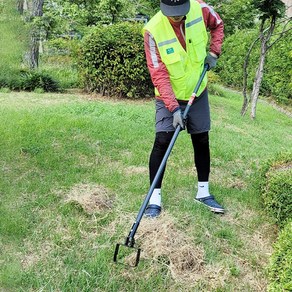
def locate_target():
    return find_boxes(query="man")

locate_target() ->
[143,0,225,217]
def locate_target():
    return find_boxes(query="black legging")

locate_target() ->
[149,131,210,187]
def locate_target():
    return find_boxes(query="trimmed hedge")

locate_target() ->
[77,22,153,99]
[268,220,292,292]
[217,27,292,103]
[259,154,292,291]
[260,152,292,226]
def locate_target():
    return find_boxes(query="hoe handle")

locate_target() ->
[125,65,208,245]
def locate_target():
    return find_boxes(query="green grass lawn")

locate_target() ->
[0,89,291,291]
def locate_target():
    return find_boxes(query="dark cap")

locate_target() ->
[160,0,190,17]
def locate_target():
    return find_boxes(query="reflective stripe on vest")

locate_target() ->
[143,0,208,100]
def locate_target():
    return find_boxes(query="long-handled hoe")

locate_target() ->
[113,65,208,267]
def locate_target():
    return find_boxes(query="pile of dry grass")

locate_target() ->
[60,184,270,289]
[111,210,269,290]
[118,212,205,283]
[64,183,115,214]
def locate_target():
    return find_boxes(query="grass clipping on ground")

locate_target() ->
[121,212,205,283]
[111,208,269,289]
[64,183,114,213]
[62,184,269,289]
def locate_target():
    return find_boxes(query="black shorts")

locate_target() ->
[155,89,210,134]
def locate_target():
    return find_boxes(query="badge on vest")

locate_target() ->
[166,48,174,54]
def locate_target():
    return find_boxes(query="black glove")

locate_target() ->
[204,52,218,71]
[172,109,184,129]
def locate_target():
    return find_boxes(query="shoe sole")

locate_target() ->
[144,212,161,218]
[144,204,162,218]
[194,199,225,214]
[144,214,160,218]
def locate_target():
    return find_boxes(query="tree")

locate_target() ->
[43,1,89,38]
[30,0,44,69]
[97,0,125,24]
[17,0,24,14]
[20,0,44,69]
[58,0,100,26]
[241,0,291,119]
[207,0,256,36]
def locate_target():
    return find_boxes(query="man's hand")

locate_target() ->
[172,109,184,129]
[204,52,218,71]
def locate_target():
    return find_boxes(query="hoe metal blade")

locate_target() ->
[113,242,141,267]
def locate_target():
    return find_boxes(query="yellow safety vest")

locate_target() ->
[143,0,208,100]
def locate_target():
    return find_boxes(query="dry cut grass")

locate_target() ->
[64,183,115,214]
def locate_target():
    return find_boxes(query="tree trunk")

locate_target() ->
[247,16,276,119]
[28,0,44,69]
[17,0,24,14]
[32,0,43,16]
[250,41,266,119]
[29,33,40,69]
[241,36,260,116]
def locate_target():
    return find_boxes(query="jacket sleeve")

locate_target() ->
[144,31,180,113]
[198,0,224,56]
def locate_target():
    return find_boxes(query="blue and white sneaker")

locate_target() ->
[144,204,161,218]
[195,195,225,214]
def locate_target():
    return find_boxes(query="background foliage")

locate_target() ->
[1,0,291,102]
[77,22,153,98]
[262,32,292,102]
[208,0,256,36]
[0,1,28,89]
[268,221,292,292]
[216,27,292,103]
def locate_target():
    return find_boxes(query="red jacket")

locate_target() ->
[144,0,224,112]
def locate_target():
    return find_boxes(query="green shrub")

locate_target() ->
[0,70,23,90]
[259,152,292,225]
[20,70,60,92]
[77,22,153,99]
[268,220,292,292]
[217,27,292,102]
